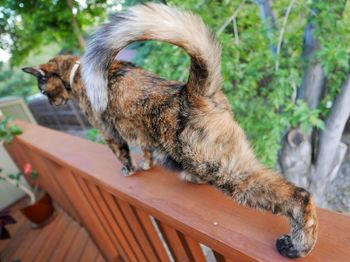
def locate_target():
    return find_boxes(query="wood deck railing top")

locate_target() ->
[6,121,350,261]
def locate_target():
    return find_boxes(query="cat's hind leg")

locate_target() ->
[213,168,317,258]
[138,148,154,171]
[179,171,206,184]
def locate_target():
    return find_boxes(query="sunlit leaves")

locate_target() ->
[132,0,348,167]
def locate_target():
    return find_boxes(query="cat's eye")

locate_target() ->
[39,76,48,84]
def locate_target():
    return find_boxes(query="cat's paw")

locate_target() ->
[121,166,136,177]
[276,235,301,258]
[138,160,152,171]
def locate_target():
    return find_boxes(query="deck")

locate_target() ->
[0,205,105,262]
[3,121,350,261]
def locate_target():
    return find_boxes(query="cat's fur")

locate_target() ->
[23,3,317,258]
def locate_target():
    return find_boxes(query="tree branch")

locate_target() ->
[253,0,277,53]
[233,18,240,45]
[310,74,350,201]
[296,21,325,109]
[0,172,36,205]
[217,0,246,37]
[67,0,85,49]
[275,0,297,71]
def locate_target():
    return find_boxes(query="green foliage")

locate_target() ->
[1,0,349,168]
[284,101,325,132]
[312,1,350,117]
[0,116,37,199]
[0,0,108,65]
[0,61,36,99]
[133,0,349,167]
[0,44,62,100]
[86,128,105,144]
[0,115,22,144]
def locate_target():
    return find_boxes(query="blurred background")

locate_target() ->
[0,0,349,211]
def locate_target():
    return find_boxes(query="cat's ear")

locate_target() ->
[22,67,45,78]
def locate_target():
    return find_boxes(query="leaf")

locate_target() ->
[9,125,22,136]
[8,174,17,180]
[4,134,13,144]
[30,171,39,180]
[315,120,325,130]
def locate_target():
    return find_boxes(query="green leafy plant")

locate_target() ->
[0,164,38,205]
[0,115,22,144]
[0,115,38,204]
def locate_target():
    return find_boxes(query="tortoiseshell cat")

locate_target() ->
[23,3,317,258]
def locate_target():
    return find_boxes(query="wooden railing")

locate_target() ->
[5,121,350,262]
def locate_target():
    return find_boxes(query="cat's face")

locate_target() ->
[22,55,76,106]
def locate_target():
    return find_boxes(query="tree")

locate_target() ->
[0,0,108,65]
[134,0,350,207]
[0,61,36,98]
[279,1,350,206]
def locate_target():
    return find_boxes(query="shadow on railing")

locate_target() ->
[5,121,350,262]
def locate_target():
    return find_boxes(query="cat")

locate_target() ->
[23,3,317,258]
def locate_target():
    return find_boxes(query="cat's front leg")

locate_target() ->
[105,138,136,176]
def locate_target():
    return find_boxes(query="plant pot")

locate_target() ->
[20,192,55,227]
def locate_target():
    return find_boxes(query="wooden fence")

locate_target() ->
[5,121,350,262]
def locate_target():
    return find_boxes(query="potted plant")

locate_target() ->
[0,115,55,228]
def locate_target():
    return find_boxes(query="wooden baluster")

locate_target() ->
[179,234,206,262]
[155,220,192,262]
[101,192,148,261]
[4,139,28,172]
[133,209,171,262]
[116,198,159,262]
[21,147,80,221]
[38,155,81,221]
[46,162,120,261]
[90,185,137,262]
[213,251,235,262]
[77,176,129,261]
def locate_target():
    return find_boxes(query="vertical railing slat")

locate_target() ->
[179,234,207,262]
[46,162,119,261]
[79,178,130,261]
[213,251,234,262]
[133,208,171,262]
[22,147,80,221]
[4,139,28,173]
[155,220,192,262]
[103,192,148,261]
[97,189,138,262]
[117,198,160,262]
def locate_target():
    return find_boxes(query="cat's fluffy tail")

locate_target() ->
[82,3,222,112]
